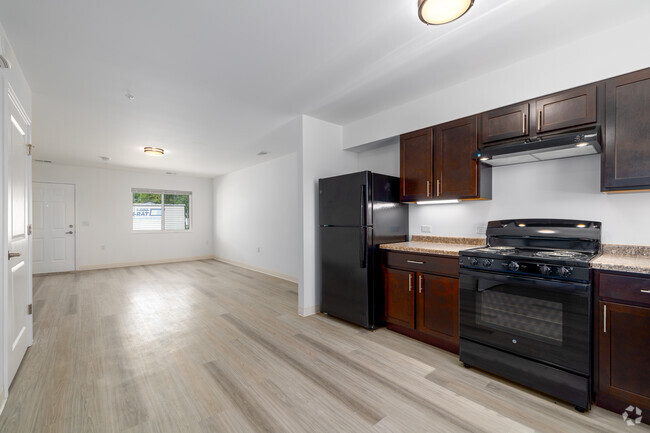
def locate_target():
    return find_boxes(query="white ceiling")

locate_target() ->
[1,0,649,177]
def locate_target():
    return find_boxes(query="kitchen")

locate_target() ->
[319,65,650,423]
[1,0,650,432]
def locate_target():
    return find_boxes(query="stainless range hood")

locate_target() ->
[471,126,602,167]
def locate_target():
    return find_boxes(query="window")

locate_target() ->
[132,189,191,231]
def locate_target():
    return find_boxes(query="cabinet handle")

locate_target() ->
[537,110,542,132]
[641,289,650,294]
[522,114,527,134]
[437,179,441,197]
[408,274,412,292]
[426,181,430,197]
[407,260,424,265]
[419,275,423,294]
[603,305,607,333]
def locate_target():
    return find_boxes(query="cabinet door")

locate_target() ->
[603,68,650,190]
[598,301,650,408]
[480,102,529,145]
[434,116,479,199]
[416,273,459,344]
[400,128,433,202]
[384,267,415,328]
[535,84,597,134]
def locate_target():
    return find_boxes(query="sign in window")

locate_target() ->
[132,190,191,231]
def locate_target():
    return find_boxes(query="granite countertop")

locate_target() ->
[591,244,650,275]
[380,235,485,257]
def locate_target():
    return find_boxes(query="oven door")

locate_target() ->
[460,268,591,375]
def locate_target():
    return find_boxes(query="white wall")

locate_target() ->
[213,152,300,281]
[343,13,650,149]
[356,140,400,178]
[298,115,359,316]
[32,163,213,269]
[410,155,650,245]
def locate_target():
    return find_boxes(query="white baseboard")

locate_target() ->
[76,255,215,271]
[0,395,6,417]
[299,304,320,317]
[213,256,299,284]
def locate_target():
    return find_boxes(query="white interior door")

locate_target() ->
[32,183,75,274]
[6,86,32,390]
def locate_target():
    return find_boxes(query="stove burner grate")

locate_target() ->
[535,250,588,259]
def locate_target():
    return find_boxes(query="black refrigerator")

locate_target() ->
[319,171,409,329]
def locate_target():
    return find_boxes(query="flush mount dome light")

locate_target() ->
[418,0,474,25]
[144,147,164,156]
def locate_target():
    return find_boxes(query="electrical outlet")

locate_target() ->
[257,247,261,253]
[100,245,105,250]
[476,225,487,235]
[421,225,432,233]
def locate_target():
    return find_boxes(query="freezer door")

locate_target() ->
[319,171,371,227]
[320,226,373,328]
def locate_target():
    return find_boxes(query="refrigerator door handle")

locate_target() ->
[359,227,367,268]
[360,185,367,227]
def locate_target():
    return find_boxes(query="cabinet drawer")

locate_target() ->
[599,272,650,307]
[384,251,459,277]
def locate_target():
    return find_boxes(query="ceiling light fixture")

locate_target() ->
[418,0,474,25]
[257,151,269,156]
[144,146,164,156]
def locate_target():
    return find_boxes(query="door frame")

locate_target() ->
[32,181,77,274]
[2,80,33,399]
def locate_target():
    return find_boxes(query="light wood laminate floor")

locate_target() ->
[0,260,646,433]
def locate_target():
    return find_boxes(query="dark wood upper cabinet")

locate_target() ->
[435,115,489,200]
[383,267,415,328]
[416,273,459,351]
[400,128,433,202]
[603,68,650,191]
[480,102,529,144]
[535,84,598,134]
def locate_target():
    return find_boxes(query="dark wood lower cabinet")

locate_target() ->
[382,251,459,354]
[416,273,458,351]
[384,267,415,329]
[595,270,650,425]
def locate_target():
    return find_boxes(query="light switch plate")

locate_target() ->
[421,225,432,233]
[476,225,487,235]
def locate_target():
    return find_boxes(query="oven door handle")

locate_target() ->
[460,268,590,294]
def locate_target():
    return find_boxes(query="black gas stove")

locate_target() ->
[459,219,601,412]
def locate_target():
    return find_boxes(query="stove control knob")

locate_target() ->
[482,259,493,267]
[470,257,479,266]
[508,261,520,272]
[539,264,552,276]
[559,266,573,277]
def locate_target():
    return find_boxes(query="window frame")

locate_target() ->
[131,188,192,233]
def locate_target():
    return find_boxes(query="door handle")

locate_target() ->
[66,231,74,234]
[359,227,367,269]
[408,274,412,292]
[419,275,423,293]
[8,252,21,260]
[522,114,527,134]
[360,185,367,227]
[603,305,607,333]
[437,179,441,197]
